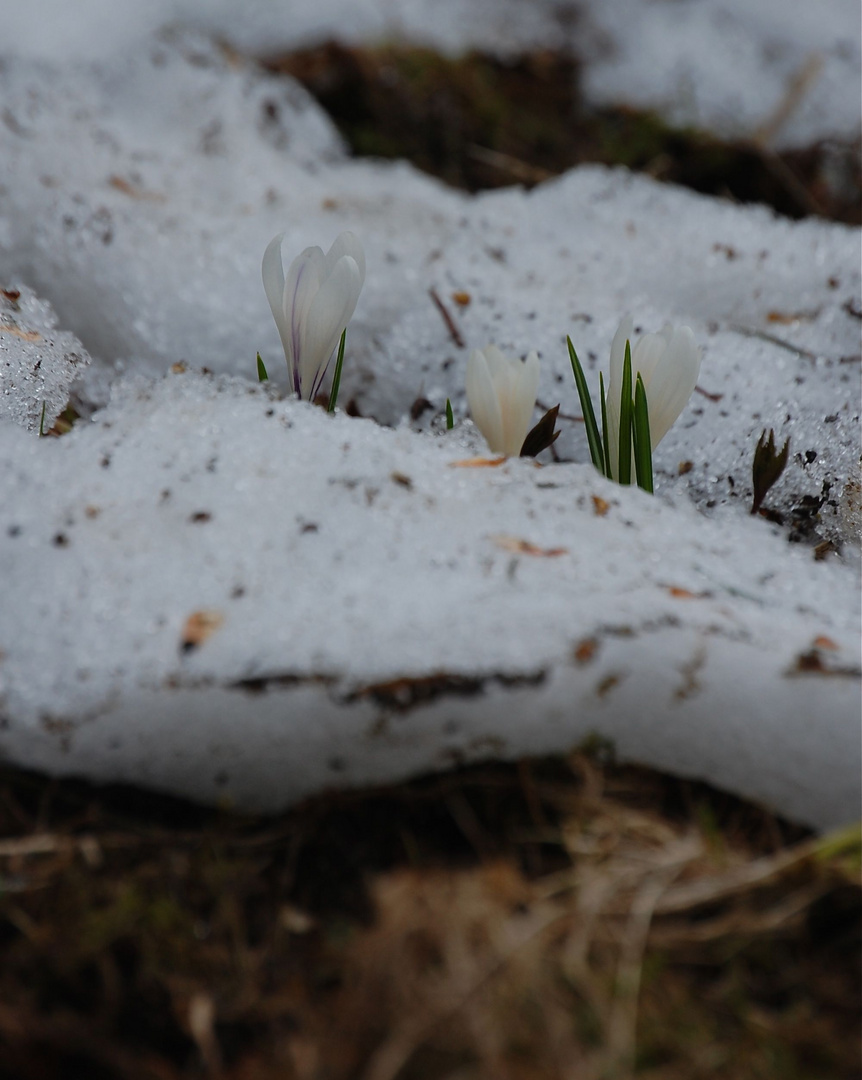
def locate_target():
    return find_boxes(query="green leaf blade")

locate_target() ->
[256,352,268,382]
[327,329,347,414]
[599,372,611,480]
[445,398,454,430]
[633,373,654,494]
[618,340,633,486]
[567,336,604,473]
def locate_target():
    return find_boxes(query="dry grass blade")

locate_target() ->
[0,758,857,1080]
[0,833,66,858]
[650,880,831,947]
[605,865,686,1078]
[361,902,568,1080]
[654,828,856,915]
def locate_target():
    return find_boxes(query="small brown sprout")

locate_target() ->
[751,428,790,515]
[520,405,561,457]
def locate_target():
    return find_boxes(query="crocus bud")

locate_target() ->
[607,315,701,479]
[466,345,540,457]
[262,231,365,400]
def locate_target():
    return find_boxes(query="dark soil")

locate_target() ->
[1,755,859,1079]
[264,44,861,225]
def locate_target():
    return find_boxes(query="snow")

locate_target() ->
[0,284,91,433]
[2,0,859,148]
[0,33,857,530]
[0,16,858,829]
[0,372,858,829]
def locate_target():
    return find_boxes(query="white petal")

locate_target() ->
[642,326,701,446]
[261,233,290,360]
[300,256,363,398]
[282,246,325,392]
[262,233,285,325]
[466,347,505,453]
[500,350,540,457]
[481,344,512,397]
[630,331,668,388]
[324,231,366,288]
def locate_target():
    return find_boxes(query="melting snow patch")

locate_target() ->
[0,372,859,830]
[0,25,858,830]
[0,284,90,433]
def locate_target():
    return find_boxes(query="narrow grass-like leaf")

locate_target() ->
[327,329,347,413]
[256,352,268,382]
[567,336,604,473]
[445,398,454,430]
[617,340,633,486]
[599,372,611,480]
[520,404,560,457]
[38,401,47,437]
[633,373,654,494]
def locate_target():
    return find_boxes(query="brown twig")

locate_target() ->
[466,143,553,185]
[694,384,724,403]
[429,287,465,348]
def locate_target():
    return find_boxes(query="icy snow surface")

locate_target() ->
[2,0,859,148]
[0,29,859,828]
[1,373,859,830]
[0,285,91,433]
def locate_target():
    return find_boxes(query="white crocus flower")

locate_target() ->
[606,315,701,480]
[262,231,365,400]
[466,345,540,457]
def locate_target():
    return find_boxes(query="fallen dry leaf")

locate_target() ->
[812,635,839,651]
[181,610,224,651]
[0,325,41,342]
[451,291,471,307]
[767,309,819,324]
[108,174,165,201]
[491,536,568,557]
[591,495,610,516]
[574,638,599,664]
[449,456,507,468]
[787,646,861,678]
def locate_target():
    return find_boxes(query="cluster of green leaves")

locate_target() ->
[568,336,653,494]
[256,328,347,415]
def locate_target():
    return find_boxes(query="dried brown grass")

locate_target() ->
[0,754,859,1080]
